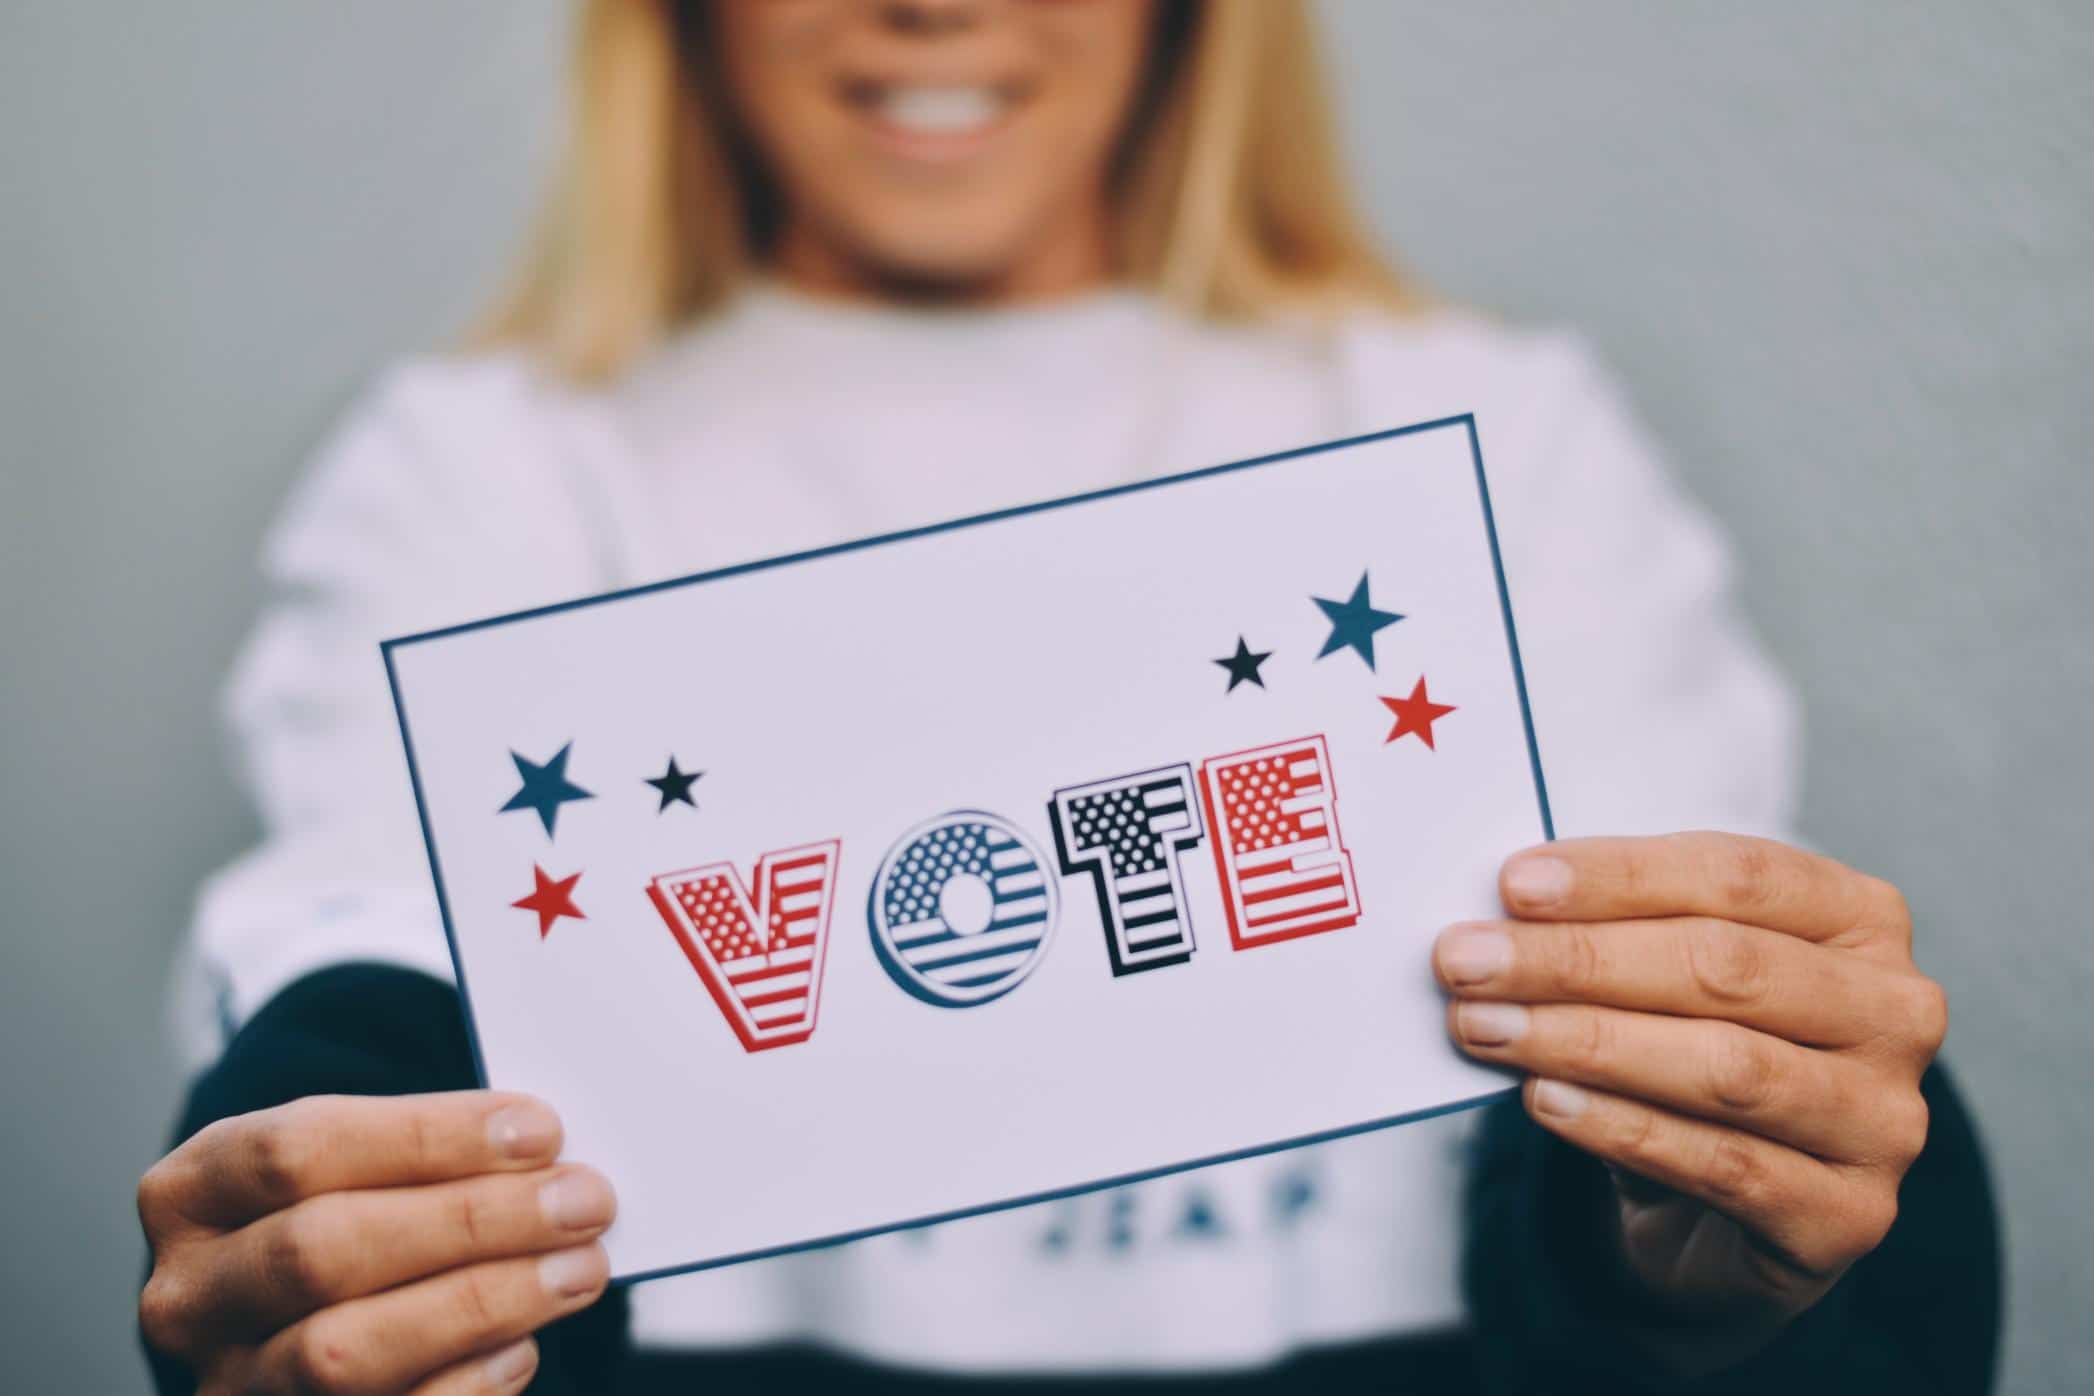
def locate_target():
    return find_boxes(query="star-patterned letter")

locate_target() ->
[1379,678,1457,749]
[648,842,841,1052]
[1196,735,1361,949]
[1050,764,1207,976]
[513,865,585,938]
[1311,572,1403,670]
[499,743,593,837]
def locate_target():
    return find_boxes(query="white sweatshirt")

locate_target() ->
[178,286,1798,1373]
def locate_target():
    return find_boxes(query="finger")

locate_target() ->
[197,1164,615,1338]
[409,1338,539,1396]
[1498,833,1906,946]
[1449,1001,1923,1166]
[1519,1078,1896,1278]
[247,1244,607,1395]
[1434,916,1902,1048]
[170,1092,563,1230]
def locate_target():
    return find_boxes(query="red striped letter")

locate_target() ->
[648,841,840,1051]
[1196,736,1360,950]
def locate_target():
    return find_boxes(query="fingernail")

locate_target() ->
[1503,855,1572,910]
[483,1338,537,1387]
[540,1169,615,1231]
[1531,1079,1589,1120]
[1455,1001,1529,1046]
[487,1101,560,1160]
[1437,928,1513,986]
[540,1244,608,1299]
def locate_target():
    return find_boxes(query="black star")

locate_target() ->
[645,757,703,812]
[1214,636,1273,693]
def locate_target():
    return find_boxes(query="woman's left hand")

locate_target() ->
[1436,832,1945,1333]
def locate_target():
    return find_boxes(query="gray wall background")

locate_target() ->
[3,2,2086,1389]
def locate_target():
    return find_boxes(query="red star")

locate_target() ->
[512,865,585,939]
[1380,677,1457,749]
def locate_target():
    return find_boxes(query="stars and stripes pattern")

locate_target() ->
[1050,765,1206,976]
[1197,735,1361,949]
[647,840,840,1052]
[869,812,1058,1006]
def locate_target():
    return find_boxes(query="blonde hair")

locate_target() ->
[480,0,1414,382]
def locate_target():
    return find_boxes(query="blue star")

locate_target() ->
[1312,571,1403,670]
[499,742,594,837]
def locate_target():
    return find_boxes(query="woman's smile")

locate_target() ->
[717,0,1156,297]
[836,76,1031,165]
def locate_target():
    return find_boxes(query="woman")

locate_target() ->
[138,2,1995,1392]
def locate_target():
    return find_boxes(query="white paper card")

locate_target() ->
[384,416,1548,1282]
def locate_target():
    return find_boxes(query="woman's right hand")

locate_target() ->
[138,1091,615,1395]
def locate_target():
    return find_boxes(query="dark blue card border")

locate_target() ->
[381,412,1554,1285]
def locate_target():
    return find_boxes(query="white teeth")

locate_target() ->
[877,85,1004,135]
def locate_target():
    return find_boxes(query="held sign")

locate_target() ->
[383,416,1548,1279]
